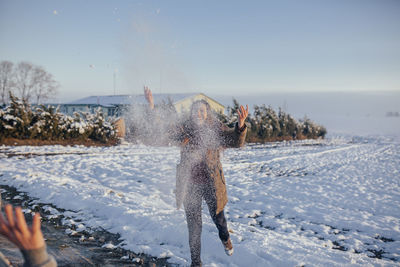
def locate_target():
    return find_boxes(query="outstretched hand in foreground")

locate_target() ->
[0,204,45,250]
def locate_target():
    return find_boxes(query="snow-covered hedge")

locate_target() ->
[0,93,117,143]
[220,99,327,142]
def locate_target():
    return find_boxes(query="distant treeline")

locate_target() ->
[217,99,326,143]
[0,93,118,145]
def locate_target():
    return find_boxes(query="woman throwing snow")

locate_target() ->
[144,87,248,267]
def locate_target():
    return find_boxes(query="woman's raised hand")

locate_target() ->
[144,86,154,110]
[237,105,249,129]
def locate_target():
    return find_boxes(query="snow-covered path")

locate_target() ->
[1,135,399,266]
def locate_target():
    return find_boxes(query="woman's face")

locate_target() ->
[192,103,208,126]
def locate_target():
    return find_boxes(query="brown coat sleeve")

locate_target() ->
[168,124,187,146]
[220,122,247,148]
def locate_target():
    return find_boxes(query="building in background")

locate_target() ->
[60,93,225,118]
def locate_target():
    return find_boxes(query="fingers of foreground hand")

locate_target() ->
[28,212,45,250]
[2,205,22,246]
[15,207,29,236]
[32,212,41,234]
[4,204,15,229]
[0,211,11,235]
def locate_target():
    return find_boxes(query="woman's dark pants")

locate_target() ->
[183,182,230,266]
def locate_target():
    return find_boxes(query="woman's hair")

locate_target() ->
[190,99,215,125]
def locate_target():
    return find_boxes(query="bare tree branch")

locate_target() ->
[11,61,59,104]
[0,61,15,105]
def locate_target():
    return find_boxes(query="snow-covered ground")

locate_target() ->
[1,133,399,266]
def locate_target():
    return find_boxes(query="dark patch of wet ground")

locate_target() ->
[0,184,177,267]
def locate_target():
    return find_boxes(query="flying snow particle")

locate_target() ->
[53,10,58,15]
[89,64,95,69]
[156,8,161,15]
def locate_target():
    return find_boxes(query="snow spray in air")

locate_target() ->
[122,95,223,149]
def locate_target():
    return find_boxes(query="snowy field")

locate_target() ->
[1,133,399,266]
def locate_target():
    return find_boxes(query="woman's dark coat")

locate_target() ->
[175,120,247,214]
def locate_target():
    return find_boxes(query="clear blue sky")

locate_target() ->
[1,0,399,102]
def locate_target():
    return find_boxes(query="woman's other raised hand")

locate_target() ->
[237,105,249,129]
[144,86,154,110]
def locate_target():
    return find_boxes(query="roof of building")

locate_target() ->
[65,93,224,107]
